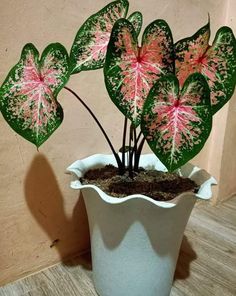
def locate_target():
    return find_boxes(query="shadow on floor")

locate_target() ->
[174,235,197,280]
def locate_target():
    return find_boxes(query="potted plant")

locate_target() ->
[0,0,235,295]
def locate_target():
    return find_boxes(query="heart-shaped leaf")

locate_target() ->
[70,0,129,74]
[141,73,212,171]
[127,11,143,37]
[0,43,70,147]
[175,22,236,114]
[104,18,174,127]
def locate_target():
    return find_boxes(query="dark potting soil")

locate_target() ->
[81,165,199,201]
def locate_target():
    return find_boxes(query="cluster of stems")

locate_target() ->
[121,118,146,177]
[64,86,145,178]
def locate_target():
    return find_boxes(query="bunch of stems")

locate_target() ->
[65,86,145,177]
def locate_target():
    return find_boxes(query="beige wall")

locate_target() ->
[0,0,234,285]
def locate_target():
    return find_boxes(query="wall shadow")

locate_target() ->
[174,235,197,280]
[24,153,91,268]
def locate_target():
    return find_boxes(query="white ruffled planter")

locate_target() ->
[67,154,216,296]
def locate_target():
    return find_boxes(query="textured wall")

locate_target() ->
[0,0,233,285]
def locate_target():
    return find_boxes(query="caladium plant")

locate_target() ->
[0,0,236,174]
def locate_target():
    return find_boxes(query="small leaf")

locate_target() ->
[119,145,132,153]
[104,19,174,127]
[70,0,129,74]
[175,23,236,114]
[0,43,70,147]
[141,73,212,171]
[127,11,143,36]
[206,27,236,113]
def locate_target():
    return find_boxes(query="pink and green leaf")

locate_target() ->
[104,19,174,127]
[175,23,236,114]
[127,11,143,37]
[141,73,212,171]
[0,43,70,148]
[70,0,129,74]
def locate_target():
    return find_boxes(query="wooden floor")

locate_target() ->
[1,197,236,296]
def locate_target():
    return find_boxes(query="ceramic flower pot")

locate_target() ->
[67,154,216,296]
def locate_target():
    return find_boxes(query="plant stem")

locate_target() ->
[132,126,138,168]
[64,86,123,172]
[122,117,128,169]
[134,136,146,171]
[129,128,141,172]
[128,124,134,178]
[136,131,142,144]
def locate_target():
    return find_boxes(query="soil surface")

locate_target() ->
[81,165,199,201]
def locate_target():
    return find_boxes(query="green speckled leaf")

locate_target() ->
[127,11,143,36]
[141,73,212,171]
[175,23,236,114]
[0,43,70,147]
[70,0,129,74]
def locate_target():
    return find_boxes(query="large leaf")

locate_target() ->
[70,0,129,74]
[0,43,70,147]
[175,23,236,114]
[141,73,212,171]
[104,18,174,127]
[127,11,143,37]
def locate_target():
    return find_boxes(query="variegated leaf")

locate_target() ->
[104,19,174,127]
[175,23,236,114]
[70,0,129,74]
[0,43,70,147]
[141,73,212,171]
[127,11,143,37]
